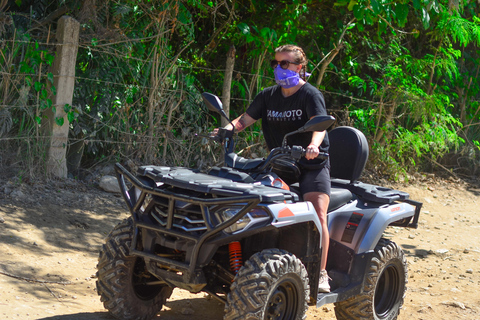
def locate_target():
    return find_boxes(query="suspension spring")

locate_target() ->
[228,241,243,275]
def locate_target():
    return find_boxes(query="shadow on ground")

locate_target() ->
[35,296,226,320]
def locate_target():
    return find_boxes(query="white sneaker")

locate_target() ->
[318,269,331,293]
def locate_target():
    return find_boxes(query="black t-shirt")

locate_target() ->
[246,83,329,156]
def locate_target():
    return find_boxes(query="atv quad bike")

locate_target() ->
[96,93,422,320]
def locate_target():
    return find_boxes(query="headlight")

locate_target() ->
[215,207,270,234]
[134,187,153,212]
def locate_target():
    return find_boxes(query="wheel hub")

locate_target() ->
[375,263,400,318]
[265,280,298,320]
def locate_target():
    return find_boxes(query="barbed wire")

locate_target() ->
[1,38,373,108]
[0,135,167,145]
[0,37,371,147]
[0,73,367,106]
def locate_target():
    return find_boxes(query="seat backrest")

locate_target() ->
[329,126,369,183]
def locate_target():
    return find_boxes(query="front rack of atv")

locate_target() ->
[114,163,298,286]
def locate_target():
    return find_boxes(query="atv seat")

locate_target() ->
[328,126,410,204]
[287,126,367,211]
[328,187,353,212]
[289,184,353,212]
[225,152,265,170]
[329,126,369,183]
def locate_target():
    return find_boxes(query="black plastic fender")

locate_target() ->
[327,200,418,254]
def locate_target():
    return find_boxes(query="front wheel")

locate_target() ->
[224,248,310,320]
[334,238,407,320]
[96,217,173,320]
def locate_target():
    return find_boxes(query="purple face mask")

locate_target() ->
[274,66,300,88]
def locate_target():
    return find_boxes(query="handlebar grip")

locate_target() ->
[218,127,234,140]
[195,133,221,142]
[198,128,234,144]
[316,152,329,160]
[299,147,329,160]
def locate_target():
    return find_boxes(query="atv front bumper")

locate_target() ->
[114,163,297,292]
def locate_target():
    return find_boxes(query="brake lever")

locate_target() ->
[194,133,222,142]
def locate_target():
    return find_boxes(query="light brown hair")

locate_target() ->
[275,44,308,80]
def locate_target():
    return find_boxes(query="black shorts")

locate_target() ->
[299,165,331,196]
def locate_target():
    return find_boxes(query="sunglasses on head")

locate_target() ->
[270,59,300,69]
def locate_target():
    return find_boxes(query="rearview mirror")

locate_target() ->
[202,93,231,122]
[282,115,336,147]
[297,115,336,133]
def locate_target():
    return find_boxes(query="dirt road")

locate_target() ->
[0,174,479,319]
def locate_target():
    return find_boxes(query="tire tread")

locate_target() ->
[334,238,407,320]
[96,218,172,320]
[224,248,309,320]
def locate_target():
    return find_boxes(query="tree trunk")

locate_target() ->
[66,131,85,176]
[45,16,79,178]
[248,49,268,102]
[427,40,443,95]
[374,101,385,143]
[147,43,160,163]
[221,45,235,127]
[312,19,352,87]
[315,46,342,87]
[381,101,397,145]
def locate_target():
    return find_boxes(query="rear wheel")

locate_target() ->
[96,217,173,320]
[224,248,309,320]
[334,238,407,320]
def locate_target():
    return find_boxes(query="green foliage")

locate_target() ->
[349,108,376,135]
[371,111,464,179]
[71,0,210,167]
[3,0,480,179]
[16,39,57,124]
[0,25,60,176]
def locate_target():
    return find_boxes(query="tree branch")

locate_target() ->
[310,19,354,87]
[27,5,69,32]
[0,269,72,285]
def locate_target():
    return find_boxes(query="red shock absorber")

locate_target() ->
[228,241,243,275]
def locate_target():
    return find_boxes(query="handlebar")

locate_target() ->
[299,147,329,160]
[197,131,329,172]
[273,145,328,160]
[195,128,234,143]
[255,145,329,172]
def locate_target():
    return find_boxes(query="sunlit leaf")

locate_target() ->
[370,0,380,14]
[422,8,430,29]
[34,81,42,92]
[67,112,75,123]
[348,0,358,11]
[55,117,65,126]
[395,3,409,27]
[237,22,250,35]
[353,5,364,20]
